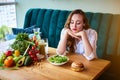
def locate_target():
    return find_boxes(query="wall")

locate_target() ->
[15,0,120,27]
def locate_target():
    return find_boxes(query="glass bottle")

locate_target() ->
[33,28,41,41]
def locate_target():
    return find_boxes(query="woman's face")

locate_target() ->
[70,14,85,33]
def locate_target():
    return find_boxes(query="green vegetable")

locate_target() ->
[0,53,6,64]
[11,40,29,54]
[48,55,68,63]
[16,33,29,41]
[16,56,26,67]
[10,33,35,54]
[13,55,23,63]
[24,56,32,66]
[15,45,32,67]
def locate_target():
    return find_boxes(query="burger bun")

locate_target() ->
[71,62,84,72]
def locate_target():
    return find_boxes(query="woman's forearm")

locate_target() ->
[81,31,93,56]
[57,31,68,54]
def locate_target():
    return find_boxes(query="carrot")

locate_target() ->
[33,35,36,41]
[35,40,39,46]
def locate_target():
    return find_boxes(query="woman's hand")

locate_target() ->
[65,29,81,40]
[75,30,86,39]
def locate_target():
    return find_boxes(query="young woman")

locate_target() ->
[56,9,98,61]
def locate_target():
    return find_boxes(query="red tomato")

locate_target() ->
[5,50,12,56]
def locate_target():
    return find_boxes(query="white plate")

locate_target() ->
[47,55,69,66]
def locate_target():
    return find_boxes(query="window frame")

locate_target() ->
[0,0,17,6]
[0,2,17,6]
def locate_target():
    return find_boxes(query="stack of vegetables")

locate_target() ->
[0,33,43,68]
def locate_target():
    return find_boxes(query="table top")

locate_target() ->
[0,47,111,80]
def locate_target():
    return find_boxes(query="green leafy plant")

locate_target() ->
[11,33,31,54]
[16,33,29,41]
[0,25,12,40]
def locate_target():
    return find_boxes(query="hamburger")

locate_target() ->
[71,62,84,72]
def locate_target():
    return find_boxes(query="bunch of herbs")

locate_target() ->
[11,33,33,54]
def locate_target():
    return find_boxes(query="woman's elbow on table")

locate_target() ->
[83,53,96,61]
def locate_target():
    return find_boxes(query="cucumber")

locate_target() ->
[24,56,32,66]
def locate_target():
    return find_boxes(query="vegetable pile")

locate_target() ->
[0,33,44,69]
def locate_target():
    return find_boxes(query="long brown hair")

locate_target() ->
[64,9,90,53]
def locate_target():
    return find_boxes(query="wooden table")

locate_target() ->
[0,47,111,80]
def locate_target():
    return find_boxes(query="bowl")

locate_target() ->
[47,55,69,66]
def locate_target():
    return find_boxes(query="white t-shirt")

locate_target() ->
[60,28,98,60]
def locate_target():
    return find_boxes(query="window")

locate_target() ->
[0,0,17,28]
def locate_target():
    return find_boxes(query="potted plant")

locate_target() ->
[0,25,12,41]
